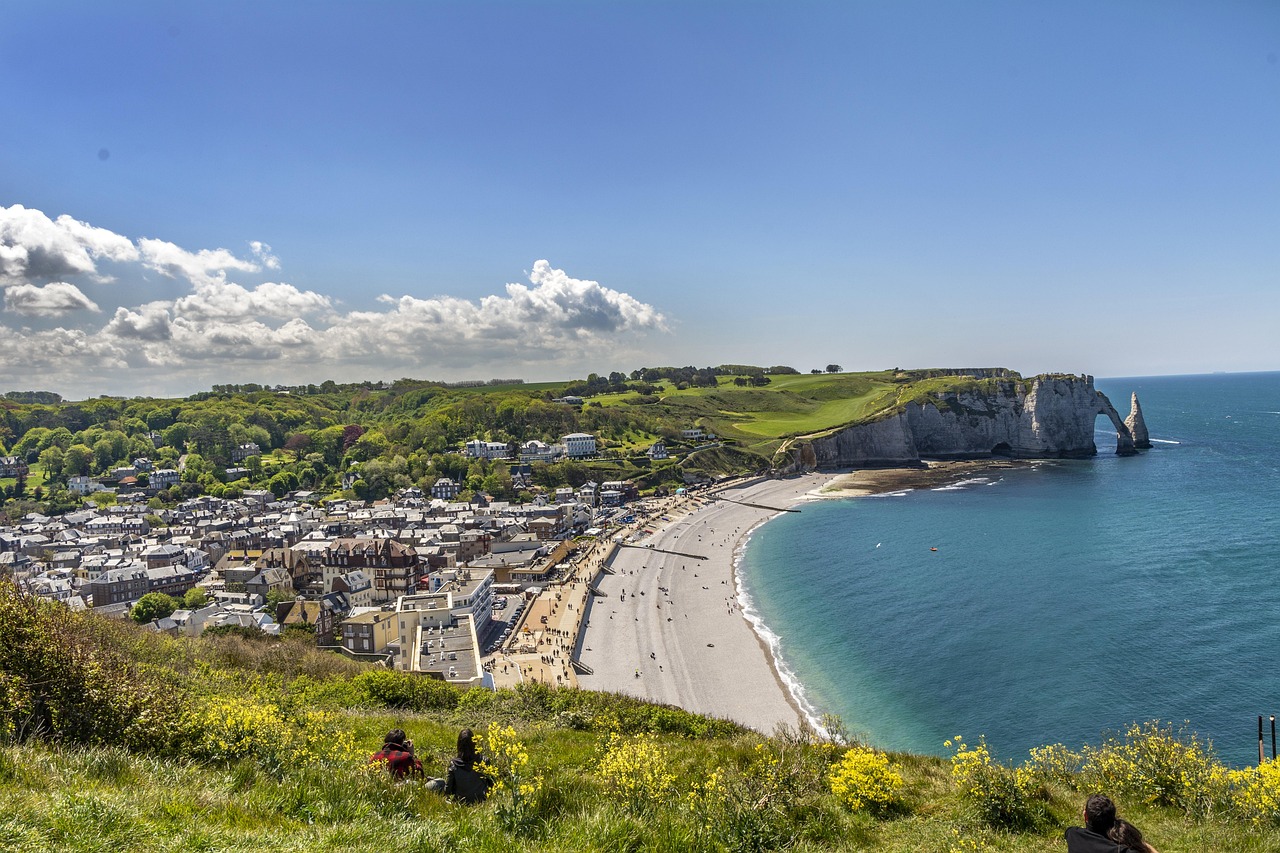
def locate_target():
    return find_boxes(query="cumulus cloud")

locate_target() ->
[4,282,101,316]
[506,259,663,332]
[173,280,333,322]
[322,261,666,368]
[0,204,668,398]
[137,237,262,286]
[0,204,139,286]
[250,241,280,269]
[103,302,173,341]
[82,258,665,383]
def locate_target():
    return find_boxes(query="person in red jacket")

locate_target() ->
[368,728,424,779]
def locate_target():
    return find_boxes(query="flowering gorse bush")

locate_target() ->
[1078,721,1228,818]
[947,736,1046,831]
[478,722,542,835]
[1228,757,1280,827]
[187,696,358,772]
[597,730,677,811]
[1025,742,1083,788]
[827,745,904,814]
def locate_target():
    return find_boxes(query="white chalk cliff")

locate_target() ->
[1125,392,1152,449]
[795,374,1143,468]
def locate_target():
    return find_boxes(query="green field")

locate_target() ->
[648,372,903,457]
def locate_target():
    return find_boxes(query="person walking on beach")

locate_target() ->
[1065,794,1143,853]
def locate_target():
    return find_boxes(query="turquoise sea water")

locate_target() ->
[738,372,1280,767]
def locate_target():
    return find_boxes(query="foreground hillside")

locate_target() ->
[2,583,1278,852]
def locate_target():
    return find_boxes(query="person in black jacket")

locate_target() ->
[426,728,493,803]
[444,727,492,803]
[1064,793,1141,853]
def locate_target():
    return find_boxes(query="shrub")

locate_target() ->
[1229,757,1280,827]
[597,730,678,812]
[948,736,1047,832]
[479,722,543,836]
[827,745,904,815]
[1025,742,1083,788]
[349,669,460,711]
[694,741,797,852]
[0,581,188,751]
[1078,721,1228,817]
[187,695,359,773]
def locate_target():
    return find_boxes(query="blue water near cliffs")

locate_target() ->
[738,372,1280,767]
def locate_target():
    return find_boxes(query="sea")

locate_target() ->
[737,371,1280,768]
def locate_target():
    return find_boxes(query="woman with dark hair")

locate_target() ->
[1110,818,1161,853]
[434,727,491,803]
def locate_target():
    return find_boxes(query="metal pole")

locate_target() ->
[1271,715,1276,761]
[1260,716,1266,765]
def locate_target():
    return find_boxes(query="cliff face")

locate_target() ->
[1125,392,1152,449]
[801,375,1141,468]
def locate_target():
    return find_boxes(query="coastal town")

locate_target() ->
[1,428,801,714]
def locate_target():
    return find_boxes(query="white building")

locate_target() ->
[392,593,490,687]
[464,439,511,459]
[520,440,559,462]
[561,432,596,458]
[69,476,106,496]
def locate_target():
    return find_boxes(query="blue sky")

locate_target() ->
[2,1,1277,399]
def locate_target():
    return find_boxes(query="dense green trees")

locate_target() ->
[130,592,179,624]
[1,364,815,515]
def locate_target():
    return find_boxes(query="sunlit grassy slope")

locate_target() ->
[3,582,1278,852]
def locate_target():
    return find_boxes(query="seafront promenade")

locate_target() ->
[486,491,704,692]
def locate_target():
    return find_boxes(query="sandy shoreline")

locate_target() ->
[576,461,1030,733]
[576,474,826,733]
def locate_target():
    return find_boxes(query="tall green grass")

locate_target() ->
[3,582,1280,851]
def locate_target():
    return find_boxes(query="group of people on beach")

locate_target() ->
[1065,793,1159,853]
[368,727,491,804]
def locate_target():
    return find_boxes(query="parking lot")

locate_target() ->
[482,595,525,655]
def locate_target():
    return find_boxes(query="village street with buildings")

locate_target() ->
[1,429,788,714]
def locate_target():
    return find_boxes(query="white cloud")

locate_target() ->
[137,237,261,286]
[4,281,101,316]
[250,241,281,270]
[103,302,173,341]
[314,261,666,373]
[173,280,333,322]
[0,205,668,397]
[0,204,139,286]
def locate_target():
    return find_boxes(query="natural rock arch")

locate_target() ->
[1094,390,1137,456]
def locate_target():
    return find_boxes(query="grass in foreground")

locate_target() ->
[3,722,1279,853]
[3,583,1280,852]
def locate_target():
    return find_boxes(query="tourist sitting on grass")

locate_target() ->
[1065,793,1142,853]
[426,727,492,803]
[368,728,424,779]
[1110,818,1160,853]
